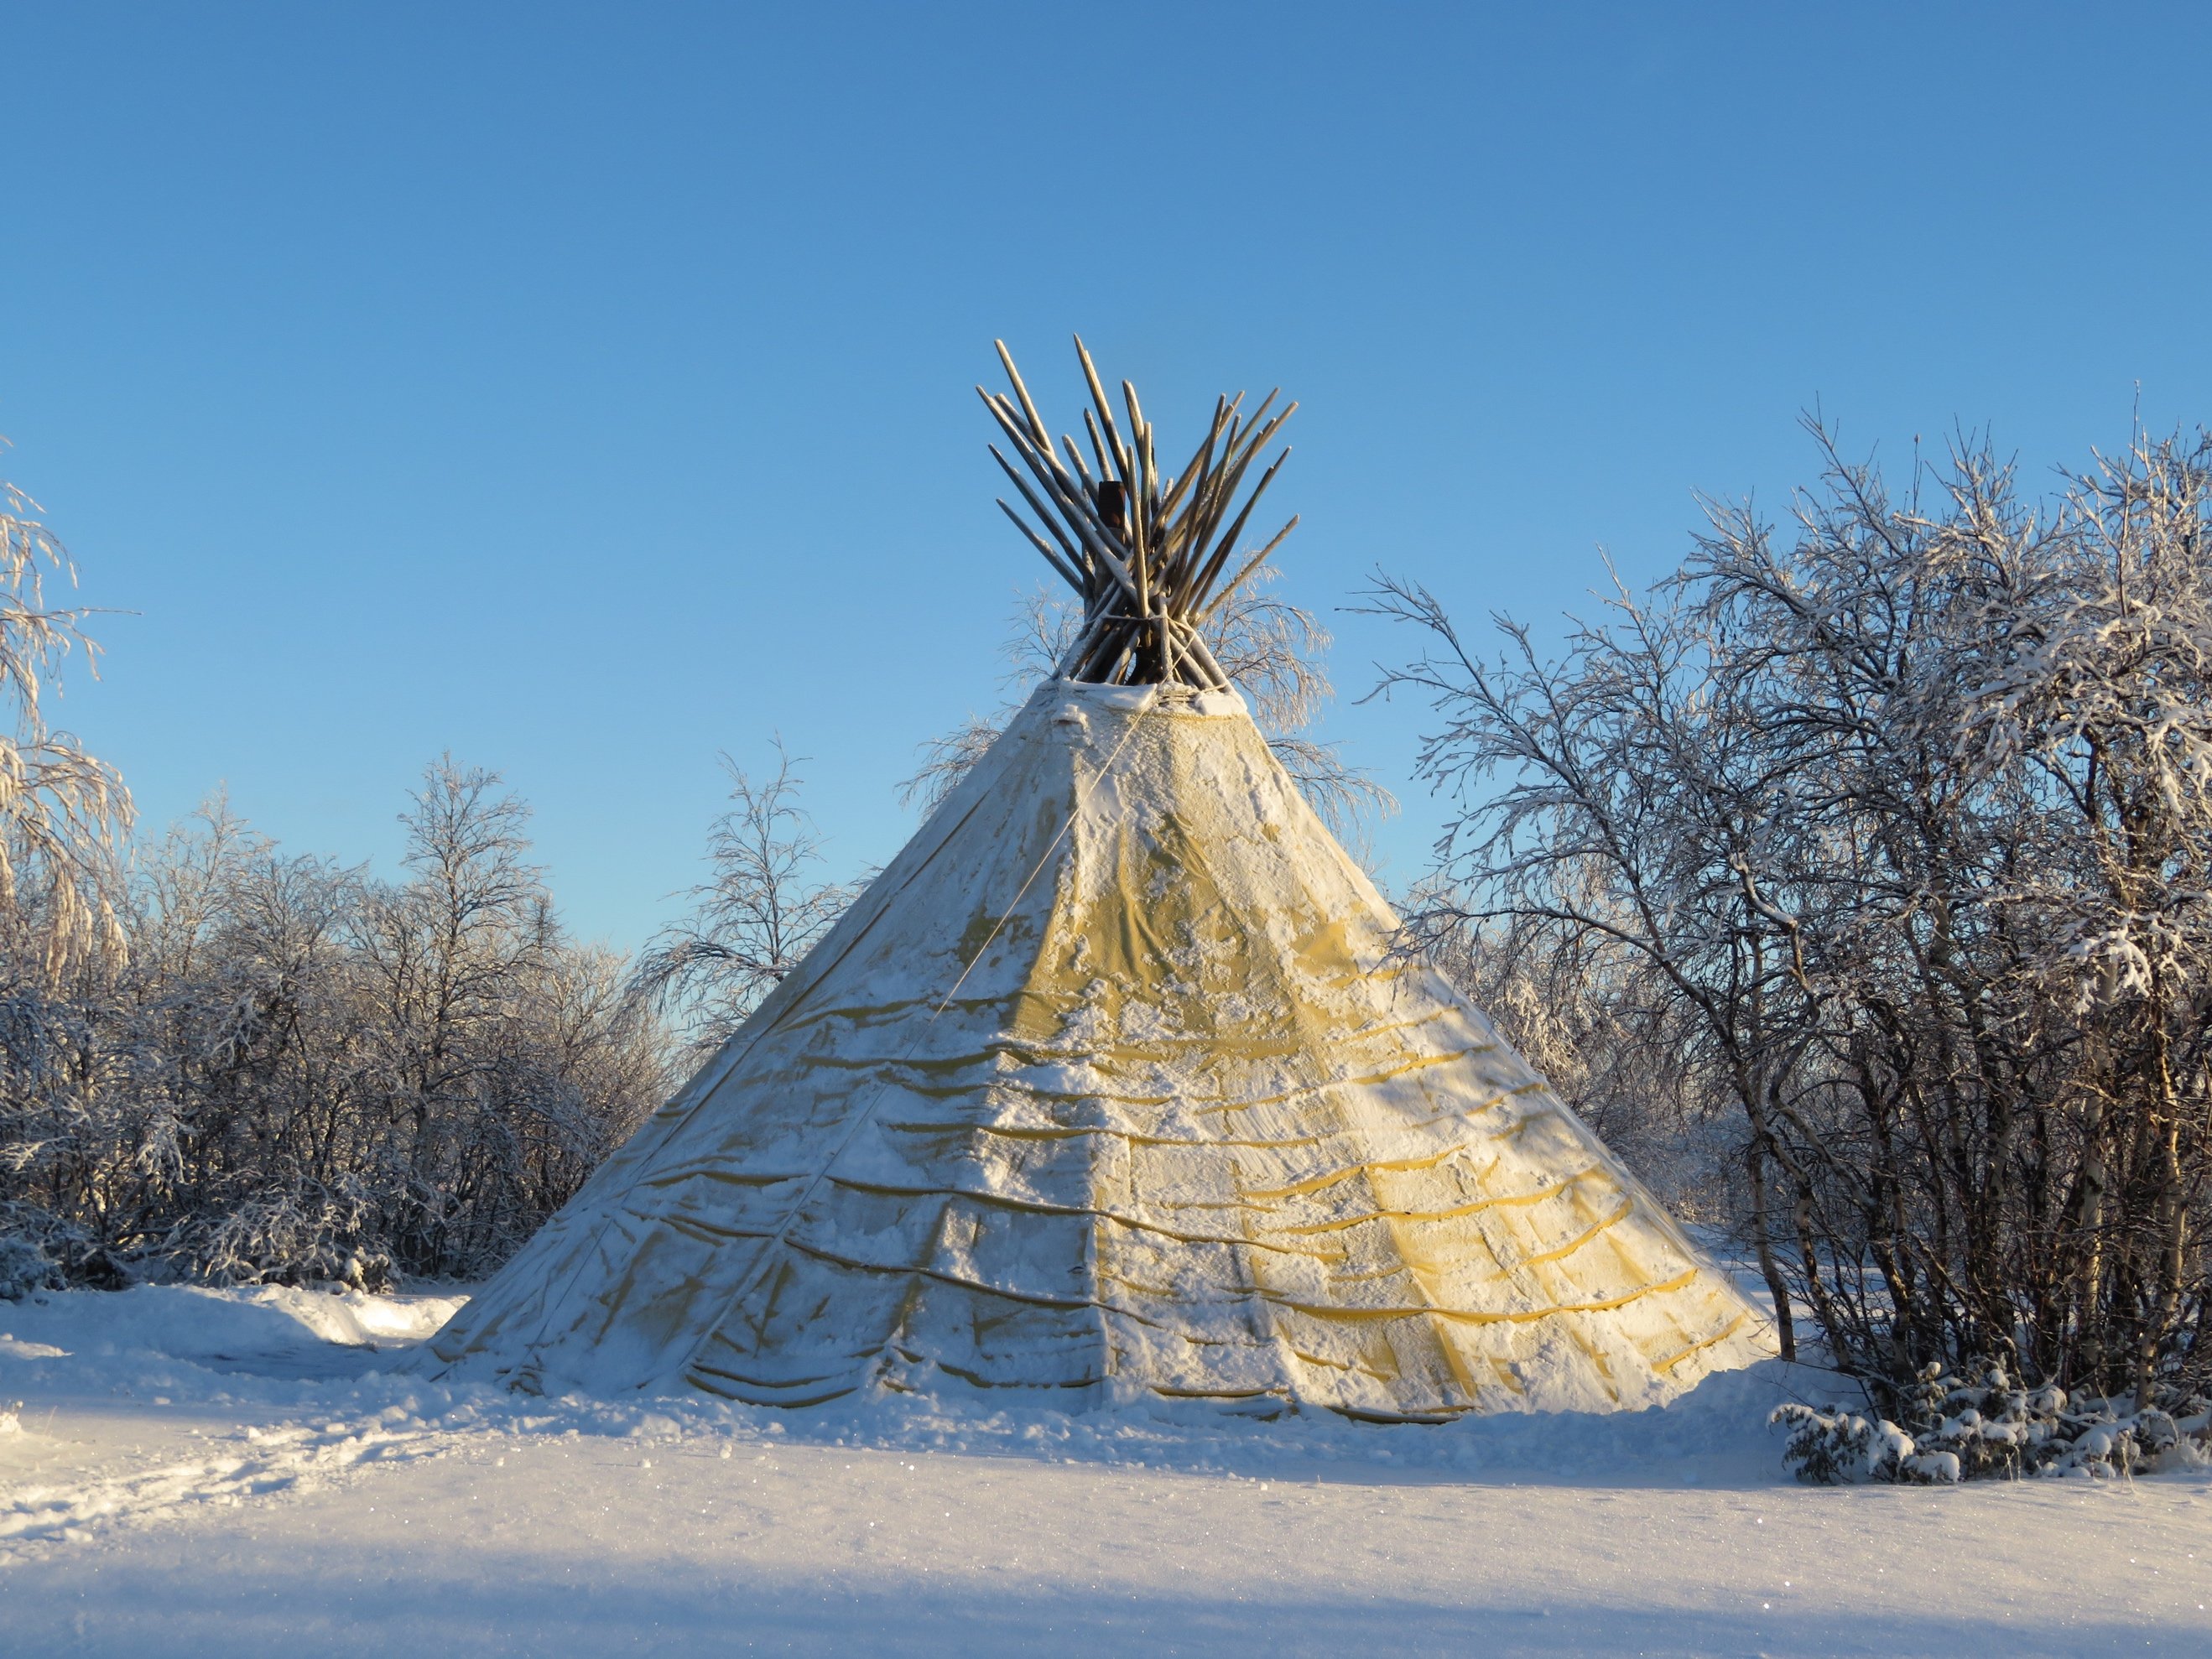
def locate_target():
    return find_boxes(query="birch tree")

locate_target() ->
[631,743,859,1054]
[0,444,129,970]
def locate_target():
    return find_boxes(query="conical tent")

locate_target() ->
[419,342,1772,1417]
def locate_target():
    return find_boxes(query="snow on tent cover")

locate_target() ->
[415,340,1774,1418]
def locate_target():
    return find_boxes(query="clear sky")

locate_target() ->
[5,3,2208,949]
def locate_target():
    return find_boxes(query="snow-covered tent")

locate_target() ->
[419,341,1771,1417]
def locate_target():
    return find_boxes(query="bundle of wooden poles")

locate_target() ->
[980,336,1297,689]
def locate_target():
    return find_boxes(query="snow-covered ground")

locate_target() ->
[3,1285,2207,1656]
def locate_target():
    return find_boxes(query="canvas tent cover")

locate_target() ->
[422,679,1771,1418]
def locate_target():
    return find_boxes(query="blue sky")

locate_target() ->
[5,3,2208,949]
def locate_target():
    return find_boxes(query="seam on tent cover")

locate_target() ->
[1260,1267,1702,1326]
[473,695,1056,1381]
[672,684,1170,1394]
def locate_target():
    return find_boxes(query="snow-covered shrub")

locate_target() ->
[0,1202,99,1294]
[60,1244,130,1291]
[1772,1402,1946,1484]
[0,769,673,1289]
[174,1183,392,1291]
[1776,1359,2212,1483]
[0,1232,55,1300]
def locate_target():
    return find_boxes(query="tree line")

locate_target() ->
[0,471,674,1292]
[0,476,1372,1296]
[0,770,669,1291]
[8,416,2205,1432]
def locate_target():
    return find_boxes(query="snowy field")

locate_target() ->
[3,1285,2208,1656]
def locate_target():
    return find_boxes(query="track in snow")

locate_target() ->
[3,1285,2208,1656]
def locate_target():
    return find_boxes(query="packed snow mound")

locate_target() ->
[0,1285,470,1552]
[2,1282,462,1366]
[423,679,1772,1417]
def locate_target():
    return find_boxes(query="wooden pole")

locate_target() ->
[997,499,1085,592]
[982,338,1299,694]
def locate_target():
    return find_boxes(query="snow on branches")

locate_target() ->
[1775,1358,2211,1485]
[1368,417,2212,1420]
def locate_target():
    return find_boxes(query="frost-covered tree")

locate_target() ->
[0,450,667,1291]
[630,743,860,1056]
[0,777,669,1290]
[0,443,129,971]
[1369,419,2212,1411]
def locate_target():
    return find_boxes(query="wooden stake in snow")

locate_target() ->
[981,337,1299,690]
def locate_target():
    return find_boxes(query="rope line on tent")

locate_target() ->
[669,683,1170,1394]
[473,720,1032,1387]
